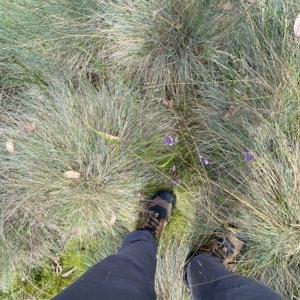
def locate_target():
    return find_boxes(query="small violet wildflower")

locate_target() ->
[244,150,254,162]
[199,155,209,165]
[164,135,175,146]
[172,179,181,187]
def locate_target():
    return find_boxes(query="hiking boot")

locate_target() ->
[137,190,176,243]
[200,228,247,270]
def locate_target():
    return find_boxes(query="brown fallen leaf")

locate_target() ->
[25,121,36,133]
[224,105,238,119]
[169,164,180,187]
[99,131,119,141]
[161,96,169,106]
[175,23,183,30]
[168,99,175,110]
[6,139,14,154]
[63,170,81,179]
[85,122,120,142]
[109,212,116,226]
[51,257,60,265]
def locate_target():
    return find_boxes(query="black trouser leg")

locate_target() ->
[186,254,283,300]
[52,229,157,300]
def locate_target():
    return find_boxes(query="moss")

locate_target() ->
[8,230,124,299]
[160,189,196,245]
[20,242,93,299]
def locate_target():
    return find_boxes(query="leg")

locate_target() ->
[52,229,157,300]
[186,254,283,300]
[53,189,176,300]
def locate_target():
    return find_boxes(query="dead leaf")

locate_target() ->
[170,164,179,184]
[175,23,183,30]
[6,139,14,154]
[51,257,60,265]
[25,121,36,133]
[224,105,238,119]
[85,122,120,142]
[171,164,176,173]
[220,2,233,10]
[168,99,175,110]
[294,13,300,38]
[51,257,62,276]
[99,131,119,141]
[161,96,169,106]
[63,170,81,179]
[61,267,77,278]
[109,212,116,226]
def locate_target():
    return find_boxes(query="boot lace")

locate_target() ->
[144,211,162,238]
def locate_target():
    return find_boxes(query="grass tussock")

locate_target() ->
[1,0,300,299]
[0,77,177,297]
[96,0,237,91]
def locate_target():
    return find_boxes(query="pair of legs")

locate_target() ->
[53,191,283,300]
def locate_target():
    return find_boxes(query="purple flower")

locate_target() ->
[199,155,209,165]
[244,150,254,162]
[164,135,175,146]
[172,179,181,187]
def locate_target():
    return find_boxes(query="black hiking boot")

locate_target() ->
[184,226,247,288]
[137,190,176,243]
